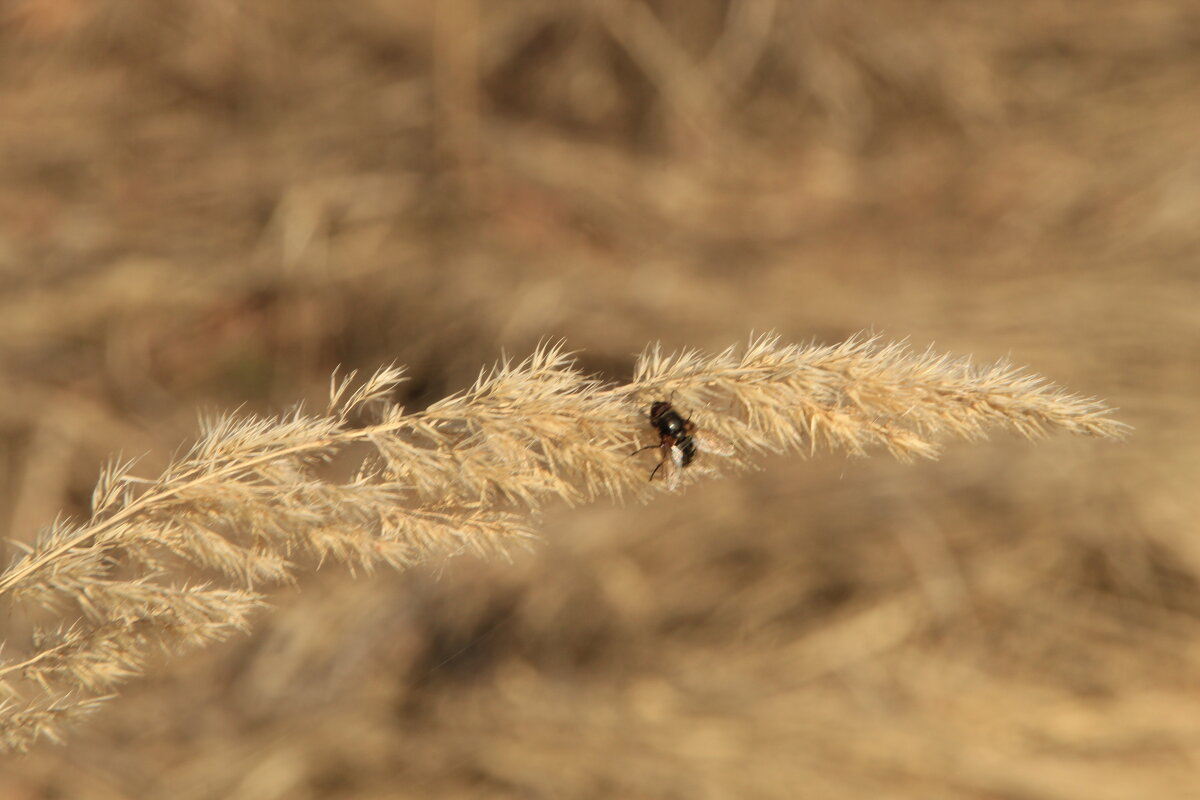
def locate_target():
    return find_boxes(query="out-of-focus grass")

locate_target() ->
[0,1,1197,797]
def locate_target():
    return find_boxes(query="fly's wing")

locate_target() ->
[661,442,684,490]
[694,429,734,458]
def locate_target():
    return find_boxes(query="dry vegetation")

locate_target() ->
[0,0,1196,797]
[0,336,1128,751]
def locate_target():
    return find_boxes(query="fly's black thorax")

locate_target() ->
[649,401,687,437]
[649,401,697,466]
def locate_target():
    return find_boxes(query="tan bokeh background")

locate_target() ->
[1,1,1198,797]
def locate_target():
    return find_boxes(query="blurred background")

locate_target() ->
[1,1,1198,797]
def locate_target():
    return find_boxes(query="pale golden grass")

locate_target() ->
[0,334,1128,751]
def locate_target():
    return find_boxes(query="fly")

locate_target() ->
[636,400,733,490]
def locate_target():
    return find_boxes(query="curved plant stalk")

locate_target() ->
[0,335,1128,750]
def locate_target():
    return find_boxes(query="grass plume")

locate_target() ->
[0,334,1128,751]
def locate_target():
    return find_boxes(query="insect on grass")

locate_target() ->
[635,400,734,490]
[0,335,1129,751]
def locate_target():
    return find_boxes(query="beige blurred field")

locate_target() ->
[1,1,1198,797]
